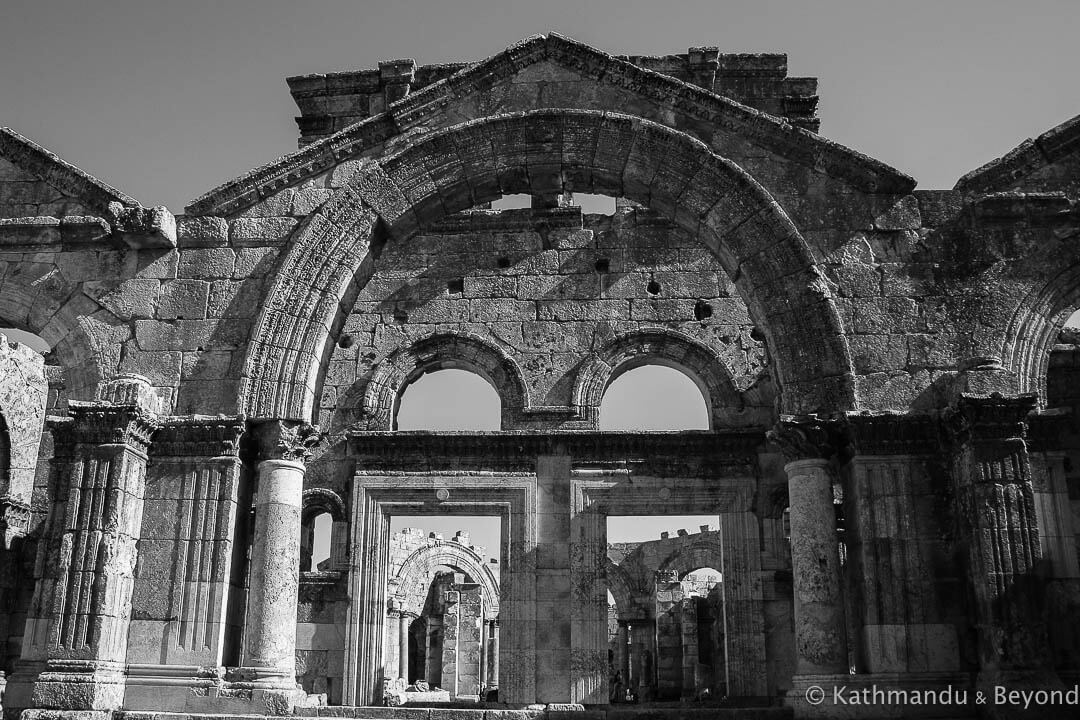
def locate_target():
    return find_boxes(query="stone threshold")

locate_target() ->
[104,706,795,720]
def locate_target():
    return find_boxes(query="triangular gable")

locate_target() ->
[0,127,138,215]
[955,112,1080,195]
[188,32,914,217]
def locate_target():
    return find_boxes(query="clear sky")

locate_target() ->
[2,0,1078,213]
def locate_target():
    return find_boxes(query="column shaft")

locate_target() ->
[243,458,304,683]
[398,613,411,681]
[785,458,848,675]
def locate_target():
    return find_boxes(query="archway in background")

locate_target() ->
[240,109,855,422]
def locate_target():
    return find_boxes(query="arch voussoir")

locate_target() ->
[240,109,855,420]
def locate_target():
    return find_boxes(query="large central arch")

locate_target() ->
[239,109,855,420]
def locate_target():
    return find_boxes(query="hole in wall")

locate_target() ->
[595,258,610,273]
[490,194,532,211]
[693,300,713,321]
[338,334,355,348]
[573,193,618,215]
[447,278,464,294]
[497,257,511,269]
[646,279,662,296]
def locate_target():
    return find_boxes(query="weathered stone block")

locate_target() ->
[229,216,299,245]
[176,215,229,247]
[177,248,235,278]
[156,279,210,320]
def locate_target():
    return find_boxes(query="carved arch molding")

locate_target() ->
[239,109,855,421]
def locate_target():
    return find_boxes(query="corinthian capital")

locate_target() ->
[252,420,323,463]
[767,416,840,463]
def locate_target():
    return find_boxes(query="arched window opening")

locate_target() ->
[489,194,532,211]
[599,364,709,431]
[572,193,617,215]
[395,368,501,431]
[299,490,347,575]
[300,510,333,572]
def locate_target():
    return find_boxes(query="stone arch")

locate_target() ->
[391,543,500,620]
[605,558,636,620]
[300,488,348,572]
[239,109,854,421]
[1001,263,1080,405]
[0,275,106,403]
[574,328,743,429]
[657,537,725,581]
[302,487,347,522]
[358,332,527,431]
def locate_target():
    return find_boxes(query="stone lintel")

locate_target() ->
[347,429,763,475]
[151,414,246,458]
[947,393,1039,445]
[843,411,941,458]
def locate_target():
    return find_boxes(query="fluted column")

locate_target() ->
[770,420,848,675]
[947,394,1049,677]
[242,421,320,692]
[25,376,159,711]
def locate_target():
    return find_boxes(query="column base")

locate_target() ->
[29,660,126,711]
[788,673,975,720]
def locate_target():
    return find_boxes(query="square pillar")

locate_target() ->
[23,377,160,712]
[123,417,248,709]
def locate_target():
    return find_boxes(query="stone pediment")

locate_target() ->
[188,33,915,217]
[955,112,1080,196]
[0,127,138,216]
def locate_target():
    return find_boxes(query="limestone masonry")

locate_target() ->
[0,32,1080,720]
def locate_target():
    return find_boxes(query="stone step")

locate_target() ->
[294,707,794,720]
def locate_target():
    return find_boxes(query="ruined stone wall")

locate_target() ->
[320,206,768,433]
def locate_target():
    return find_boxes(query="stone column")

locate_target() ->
[241,421,320,697]
[678,597,698,699]
[383,610,401,681]
[770,420,848,676]
[947,394,1050,680]
[398,612,412,681]
[487,620,499,688]
[632,620,654,699]
[718,510,767,697]
[27,377,159,712]
[615,621,630,699]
